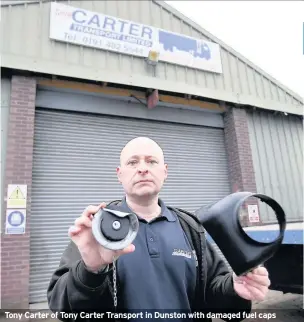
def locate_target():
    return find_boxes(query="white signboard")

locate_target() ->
[49,2,223,74]
[7,184,27,209]
[248,204,260,223]
[5,209,26,234]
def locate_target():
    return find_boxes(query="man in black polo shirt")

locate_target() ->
[47,137,270,321]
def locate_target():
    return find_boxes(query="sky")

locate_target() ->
[165,1,304,100]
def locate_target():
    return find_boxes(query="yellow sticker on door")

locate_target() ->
[7,184,27,209]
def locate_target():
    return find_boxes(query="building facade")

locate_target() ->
[1,0,303,309]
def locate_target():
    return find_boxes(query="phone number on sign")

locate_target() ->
[81,36,144,55]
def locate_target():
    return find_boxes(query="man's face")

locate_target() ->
[116,138,168,199]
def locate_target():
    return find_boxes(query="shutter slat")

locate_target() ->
[29,108,230,303]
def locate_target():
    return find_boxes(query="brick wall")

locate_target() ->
[1,76,37,309]
[223,106,259,226]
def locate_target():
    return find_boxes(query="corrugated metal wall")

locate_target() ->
[1,0,302,114]
[1,78,11,224]
[247,109,303,223]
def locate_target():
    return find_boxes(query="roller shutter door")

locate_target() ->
[29,108,231,303]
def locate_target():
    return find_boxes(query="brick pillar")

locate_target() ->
[223,106,259,226]
[1,76,36,309]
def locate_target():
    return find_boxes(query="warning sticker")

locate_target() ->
[7,184,27,209]
[248,204,260,223]
[5,209,26,234]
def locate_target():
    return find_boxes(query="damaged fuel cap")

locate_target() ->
[196,192,286,276]
[92,206,139,250]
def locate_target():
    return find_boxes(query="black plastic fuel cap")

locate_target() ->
[100,210,130,241]
[92,206,139,250]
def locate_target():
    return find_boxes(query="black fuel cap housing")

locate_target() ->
[195,192,286,276]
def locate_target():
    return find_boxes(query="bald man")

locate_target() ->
[47,137,270,321]
[117,137,168,219]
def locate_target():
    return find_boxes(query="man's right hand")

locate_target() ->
[68,202,135,272]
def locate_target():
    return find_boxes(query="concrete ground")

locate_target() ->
[213,290,303,322]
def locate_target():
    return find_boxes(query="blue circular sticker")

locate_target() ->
[8,211,24,227]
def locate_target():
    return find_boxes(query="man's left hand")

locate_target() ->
[233,266,270,301]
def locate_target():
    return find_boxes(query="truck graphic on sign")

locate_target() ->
[158,30,211,60]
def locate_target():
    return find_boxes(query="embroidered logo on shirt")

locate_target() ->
[172,249,198,267]
[172,248,193,259]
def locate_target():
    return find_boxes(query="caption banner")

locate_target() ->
[4,311,277,320]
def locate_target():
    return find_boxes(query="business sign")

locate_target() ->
[49,2,223,74]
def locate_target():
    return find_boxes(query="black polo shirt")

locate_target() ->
[116,197,197,314]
